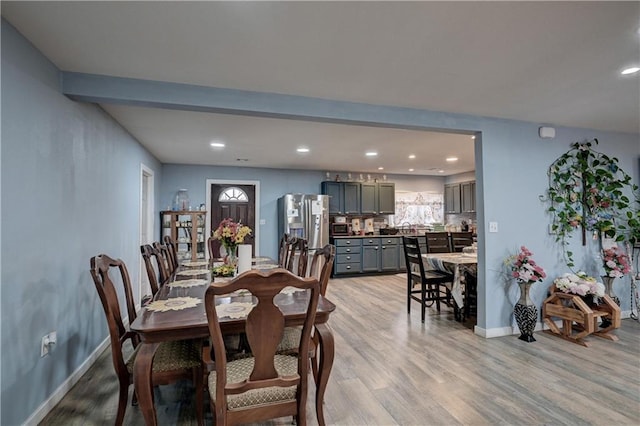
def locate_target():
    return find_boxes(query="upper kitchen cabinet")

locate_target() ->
[444,183,461,213]
[377,182,396,214]
[321,181,360,214]
[461,181,476,213]
[360,182,395,215]
[445,181,475,214]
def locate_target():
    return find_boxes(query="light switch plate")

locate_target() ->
[489,222,498,233]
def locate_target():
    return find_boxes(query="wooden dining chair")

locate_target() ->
[163,235,179,269]
[450,231,474,252]
[154,241,176,275]
[402,236,453,322]
[140,244,169,296]
[90,254,203,426]
[308,244,336,296]
[424,232,452,253]
[276,244,335,357]
[204,269,320,426]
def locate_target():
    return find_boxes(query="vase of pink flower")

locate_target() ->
[600,246,630,306]
[506,246,547,342]
[212,218,252,268]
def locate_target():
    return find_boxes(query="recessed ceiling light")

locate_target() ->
[408,168,414,172]
[365,151,378,157]
[471,135,476,140]
[438,170,445,173]
[210,141,225,148]
[408,154,416,159]
[446,157,458,162]
[296,147,310,153]
[621,67,640,75]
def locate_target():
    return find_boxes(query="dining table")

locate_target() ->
[130,257,336,426]
[421,252,477,318]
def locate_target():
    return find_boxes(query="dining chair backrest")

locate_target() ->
[450,232,474,252]
[279,235,309,276]
[204,269,320,425]
[277,233,290,267]
[425,232,452,253]
[309,244,336,296]
[154,241,176,275]
[163,235,179,269]
[403,236,427,278]
[291,237,309,277]
[207,235,219,262]
[140,244,169,295]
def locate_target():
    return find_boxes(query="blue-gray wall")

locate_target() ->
[1,21,162,425]
[2,16,640,426]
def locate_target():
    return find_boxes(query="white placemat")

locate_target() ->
[181,260,209,268]
[253,263,278,270]
[281,286,305,295]
[146,297,201,312]
[168,278,208,288]
[215,302,255,319]
[176,269,209,277]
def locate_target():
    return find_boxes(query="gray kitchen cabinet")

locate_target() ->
[322,181,343,214]
[461,181,476,213]
[444,183,461,213]
[334,238,362,274]
[322,181,361,214]
[360,182,395,215]
[377,183,396,214]
[380,237,399,271]
[360,183,378,214]
[343,182,361,214]
[361,238,380,272]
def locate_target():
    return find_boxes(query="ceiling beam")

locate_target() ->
[60,71,478,135]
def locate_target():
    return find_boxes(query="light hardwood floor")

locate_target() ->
[41,274,640,425]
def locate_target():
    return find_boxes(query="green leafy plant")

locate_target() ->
[542,139,639,267]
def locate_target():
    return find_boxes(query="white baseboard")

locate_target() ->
[23,336,110,425]
[476,310,635,339]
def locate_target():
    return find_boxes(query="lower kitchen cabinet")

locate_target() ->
[361,238,380,272]
[334,236,402,276]
[334,238,362,274]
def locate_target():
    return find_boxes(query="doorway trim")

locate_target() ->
[139,163,155,307]
[206,179,260,258]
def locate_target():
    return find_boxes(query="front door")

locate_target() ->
[210,184,256,257]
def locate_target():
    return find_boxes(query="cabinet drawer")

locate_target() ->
[380,237,399,246]
[335,239,359,247]
[336,245,361,255]
[335,262,361,274]
[362,237,381,246]
[337,253,360,264]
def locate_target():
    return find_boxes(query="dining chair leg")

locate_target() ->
[421,282,426,323]
[407,280,412,314]
[116,378,128,426]
[194,365,204,426]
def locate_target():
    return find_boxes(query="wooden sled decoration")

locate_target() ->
[542,286,621,347]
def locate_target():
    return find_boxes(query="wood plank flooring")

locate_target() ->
[41,274,640,425]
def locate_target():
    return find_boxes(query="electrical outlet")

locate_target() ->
[489,221,498,233]
[41,331,57,357]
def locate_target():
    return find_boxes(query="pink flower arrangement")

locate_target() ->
[602,246,630,278]
[507,246,547,284]
[553,272,605,297]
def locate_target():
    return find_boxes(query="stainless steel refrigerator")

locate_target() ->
[277,194,330,251]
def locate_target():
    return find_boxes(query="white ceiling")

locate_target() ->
[3,1,639,176]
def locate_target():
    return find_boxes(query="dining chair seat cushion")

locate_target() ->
[276,326,302,353]
[208,354,298,410]
[126,339,202,374]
